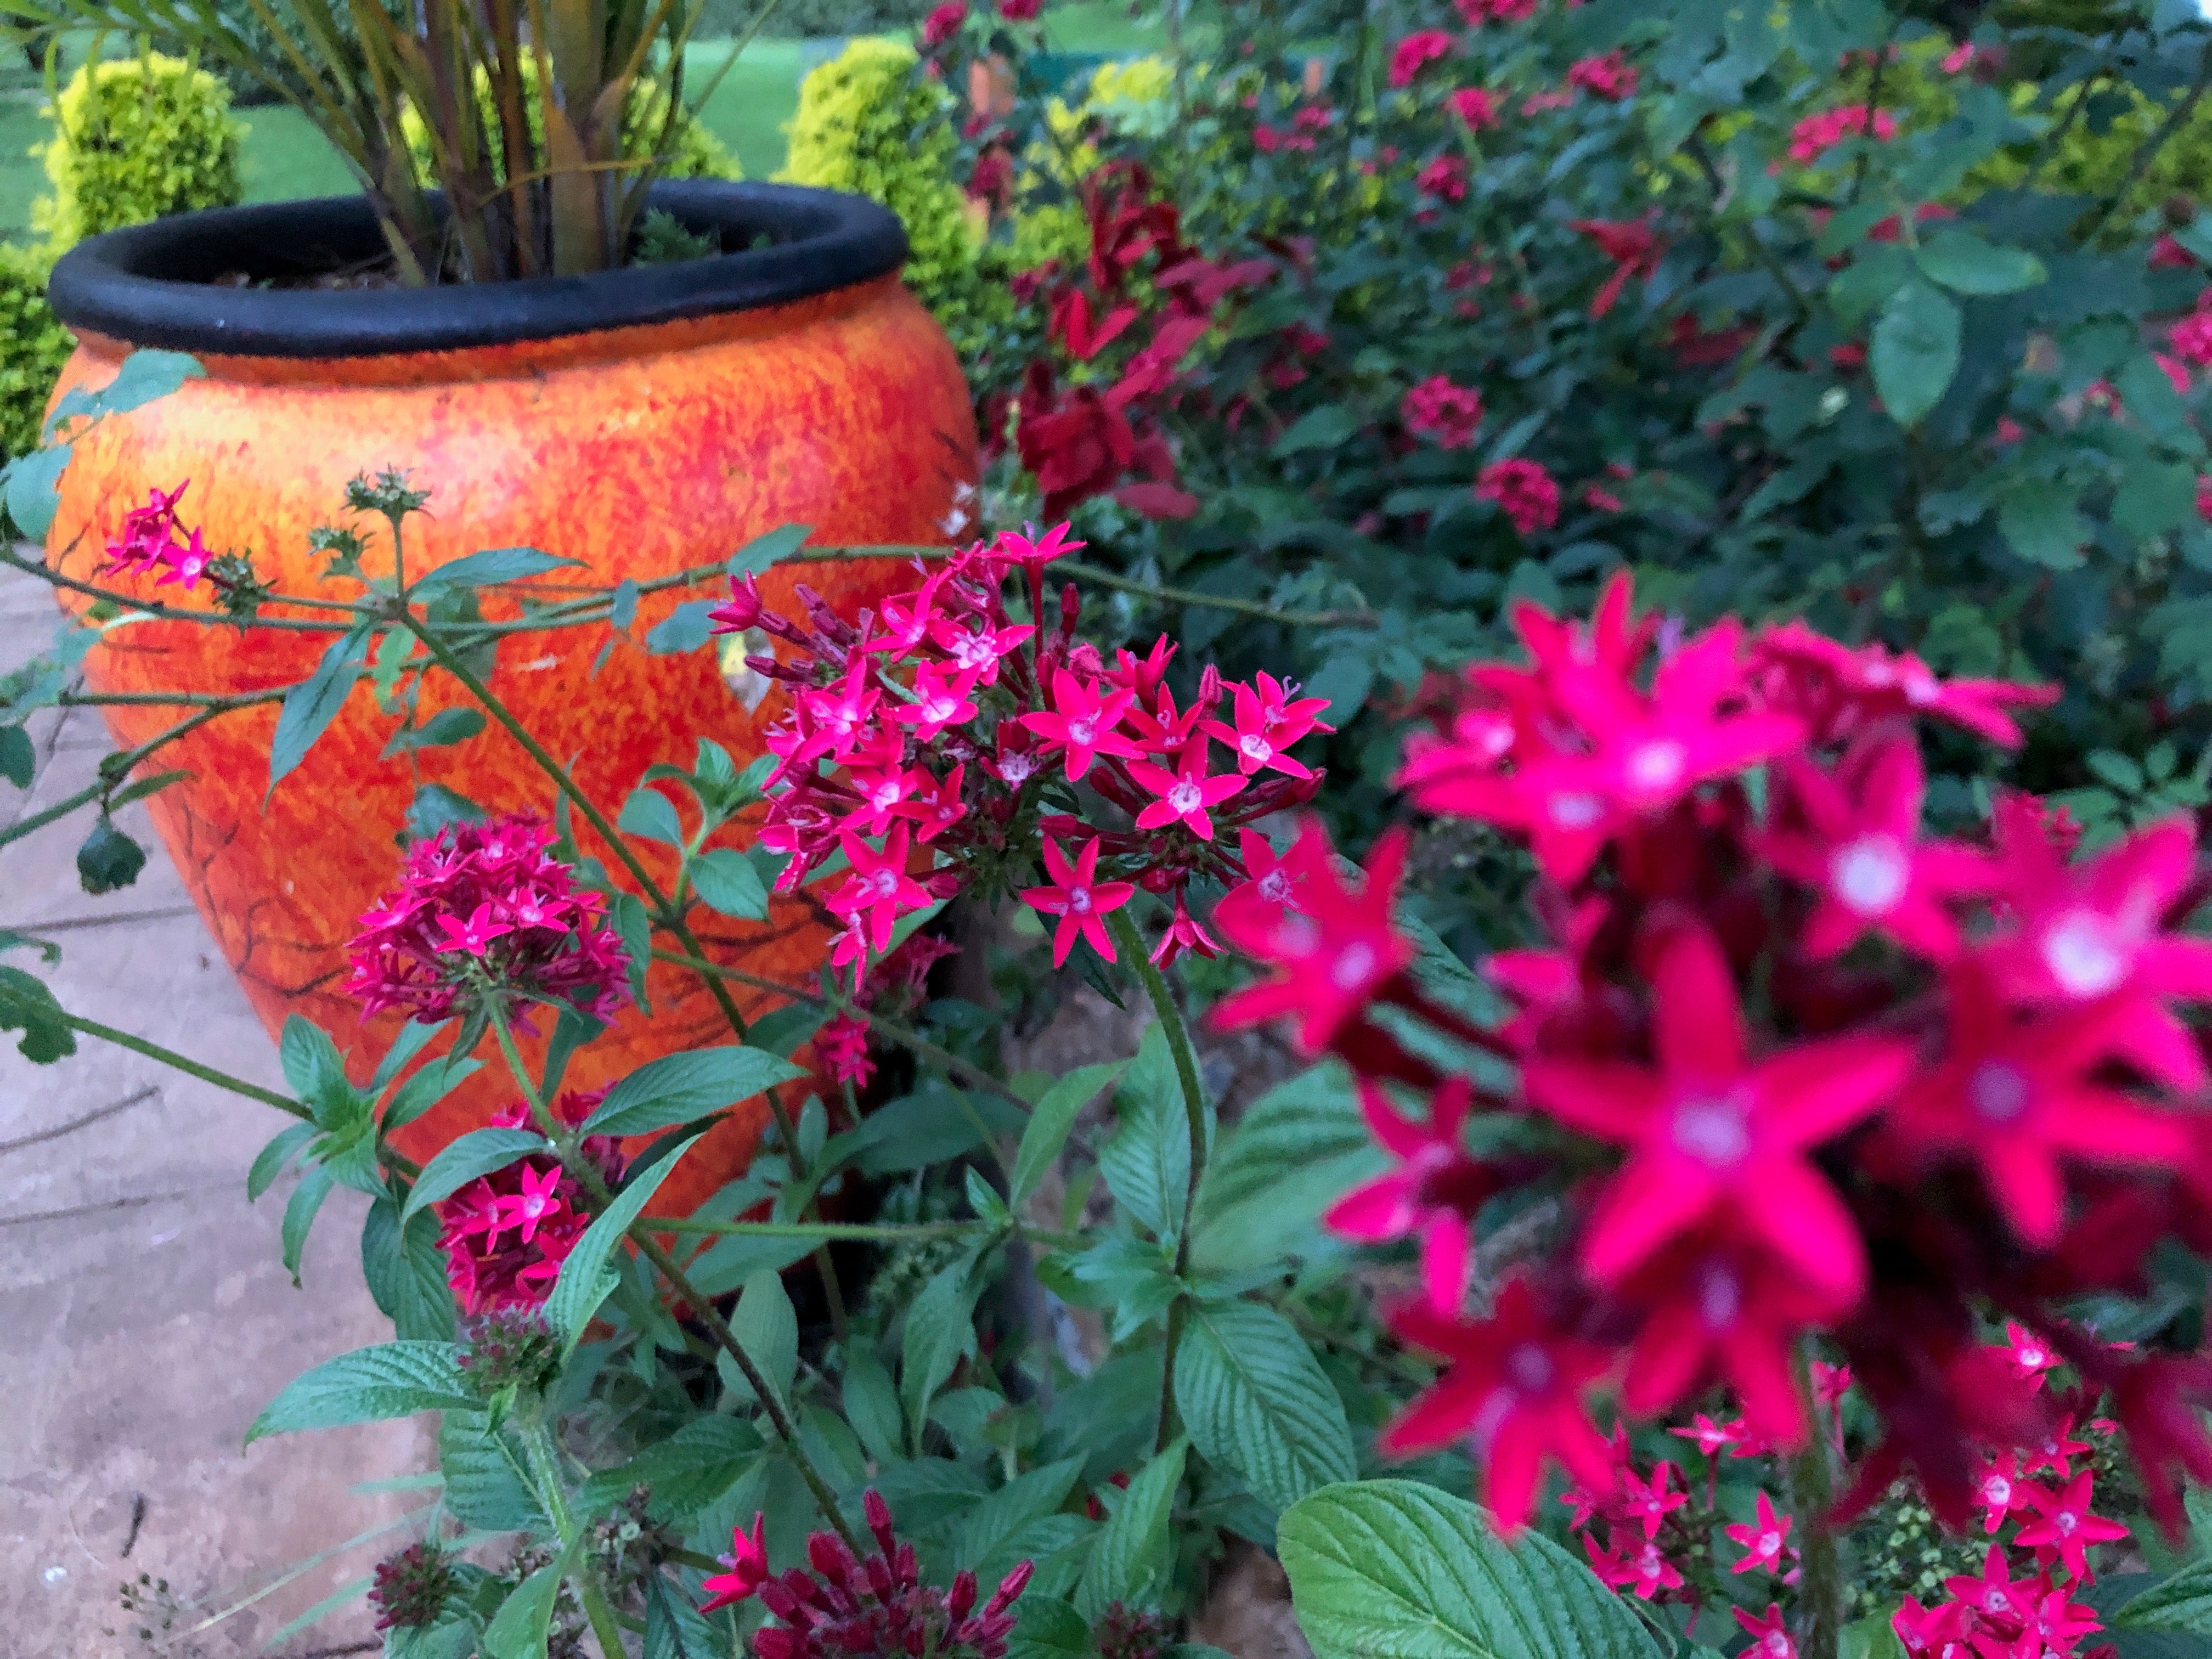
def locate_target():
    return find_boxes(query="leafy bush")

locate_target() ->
[0,244,72,463]
[32,49,243,247]
[398,57,740,187]
[694,0,931,37]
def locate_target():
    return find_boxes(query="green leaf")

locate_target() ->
[383,1056,483,1132]
[690,847,770,921]
[371,1018,448,1093]
[951,1457,1086,1572]
[410,547,582,596]
[843,1348,906,1466]
[1175,1300,1356,1514]
[1301,653,1376,729]
[381,707,487,757]
[269,627,370,795]
[1278,1480,1668,1659]
[543,1141,696,1344]
[1098,1025,1197,1242]
[439,1412,549,1532]
[902,1261,981,1445]
[1914,229,2047,296]
[402,1128,550,1226]
[249,1121,318,1201]
[408,783,488,838]
[647,600,720,654]
[646,1573,727,1659]
[74,817,145,895]
[0,964,75,1062]
[43,348,202,439]
[247,1341,472,1442]
[716,1268,799,1411]
[1999,479,2090,571]
[482,1539,581,1659]
[1011,1061,1125,1205]
[1012,1599,1094,1659]
[2115,1560,2212,1633]
[3,445,68,539]
[1272,404,1359,458]
[580,1047,804,1139]
[0,725,33,789]
[619,786,686,848]
[1871,279,1962,429]
[279,1014,354,1119]
[732,524,812,575]
[280,1163,337,1285]
[360,1197,458,1342]
[1074,1438,1186,1620]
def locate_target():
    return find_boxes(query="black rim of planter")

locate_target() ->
[45,180,909,360]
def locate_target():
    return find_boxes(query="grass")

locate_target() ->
[0,4,1165,246]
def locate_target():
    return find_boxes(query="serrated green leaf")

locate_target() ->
[2115,1561,2212,1633]
[690,847,770,920]
[1871,280,1962,429]
[439,1411,549,1532]
[371,1018,448,1093]
[843,1349,905,1466]
[902,1261,981,1446]
[1272,404,1359,457]
[716,1267,799,1411]
[1099,1026,1196,1242]
[249,1121,319,1201]
[247,1341,471,1442]
[382,1055,483,1132]
[280,1162,336,1285]
[360,1197,458,1342]
[1074,1438,1186,1620]
[1175,1300,1356,1514]
[401,1128,550,1226]
[410,547,582,596]
[951,1457,1086,1572]
[3,445,68,539]
[381,707,487,757]
[481,1539,580,1659]
[620,786,686,848]
[269,627,370,795]
[647,600,720,654]
[1999,478,2090,571]
[543,1139,696,1343]
[581,1047,804,1139]
[1011,1061,1124,1205]
[1278,1480,1668,1659]
[732,524,812,574]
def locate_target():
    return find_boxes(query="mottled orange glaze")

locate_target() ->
[44,275,975,1216]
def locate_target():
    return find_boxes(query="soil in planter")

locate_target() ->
[206,212,774,289]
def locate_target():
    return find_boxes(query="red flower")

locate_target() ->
[1149,891,1221,967]
[1019,838,1136,966]
[1402,374,1485,448]
[1214,826,1306,936]
[1212,820,1412,1056]
[1724,1492,1794,1575]
[1381,1278,1616,1530]
[1474,458,1560,534]
[701,1514,771,1612]
[1621,1239,1831,1444]
[830,824,934,956]
[998,0,1041,19]
[816,1012,875,1088]
[2152,232,2197,269]
[1886,966,2186,1248]
[1324,1077,1498,1311]
[1388,30,1454,88]
[1455,0,1536,20]
[1522,923,1912,1302]
[894,662,982,741]
[1023,669,1142,780]
[2015,1471,2127,1579]
[1762,738,1988,960]
[1570,217,1661,318]
[919,0,964,46]
[1736,1606,1796,1659]
[1447,86,1502,130]
[1417,154,1469,202]
[1126,742,1247,839]
[1566,51,1638,100]
[1790,104,1898,165]
[1015,368,1140,520]
[1201,672,1332,778]
[2171,309,2212,368]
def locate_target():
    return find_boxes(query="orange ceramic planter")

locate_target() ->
[42,184,976,1216]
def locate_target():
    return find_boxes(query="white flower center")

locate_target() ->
[1549,791,1604,828]
[1168,781,1203,815]
[1697,1261,1742,1329]
[1257,870,1291,903]
[1241,733,1272,763]
[1333,940,1379,990]
[1626,739,1686,794]
[1968,1060,2032,1125]
[1001,754,1036,784]
[2057,1511,2078,1535]
[2042,912,2128,997]
[1831,834,1909,915]
[867,870,899,900]
[1068,886,1093,915]
[1505,1342,1554,1393]
[1068,718,1096,746]
[1671,1092,1751,1168]
[1985,1475,2011,1505]
[923,693,956,721]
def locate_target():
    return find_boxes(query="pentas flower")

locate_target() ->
[1387,29,1454,88]
[1455,0,1535,20]
[918,0,964,47]
[103,482,219,592]
[1735,1605,1796,1659]
[1447,87,1502,131]
[1619,1238,1832,1444]
[2015,1471,2127,1579]
[1402,374,1486,448]
[369,1542,456,1632]
[830,825,935,960]
[1417,155,1470,203]
[1020,838,1136,966]
[1762,738,1988,960]
[436,1094,624,1315]
[708,1491,1032,1659]
[1724,1492,1795,1576]
[2170,307,2212,368]
[1204,672,1334,779]
[1566,51,1638,100]
[1024,670,1141,780]
[1324,1078,1503,1311]
[1790,104,1899,165]
[1523,923,1911,1304]
[1570,218,1661,318]
[1382,1278,1616,1530]
[1127,743,1246,839]
[1749,623,2057,749]
[816,1011,875,1088]
[345,814,632,1025]
[1475,458,1561,535]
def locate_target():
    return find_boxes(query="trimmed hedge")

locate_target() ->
[0,244,72,464]
[33,50,244,247]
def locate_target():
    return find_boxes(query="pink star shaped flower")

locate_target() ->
[1521,922,1911,1302]
[1126,742,1248,839]
[1019,838,1136,966]
[700,1513,771,1612]
[1724,1492,1793,1575]
[1323,1077,1499,1312]
[433,901,515,957]
[1022,670,1141,781]
[895,662,982,741]
[830,825,933,955]
[493,1164,566,1245]
[1620,1237,1833,1446]
[1735,1605,1796,1659]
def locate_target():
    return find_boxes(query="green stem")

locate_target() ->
[520,1419,628,1659]
[58,1011,311,1119]
[1057,558,1378,630]
[1788,1356,1843,1659]
[400,611,848,1331]
[481,1001,864,1556]
[0,546,354,633]
[1,701,235,851]
[1105,907,1208,1454]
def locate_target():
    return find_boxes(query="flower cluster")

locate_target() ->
[701,1491,1032,1659]
[718,522,1333,985]
[1216,577,2212,1542]
[435,1093,624,1315]
[102,482,215,590]
[345,814,633,1025]
[1788,104,1899,166]
[369,1541,456,1632]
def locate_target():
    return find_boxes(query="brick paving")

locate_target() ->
[0,556,432,1657]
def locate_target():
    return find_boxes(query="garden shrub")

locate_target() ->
[397,58,739,188]
[32,50,244,247]
[0,244,72,463]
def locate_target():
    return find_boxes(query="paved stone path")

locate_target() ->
[1,558,432,1657]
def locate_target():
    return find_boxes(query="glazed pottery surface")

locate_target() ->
[41,183,977,1214]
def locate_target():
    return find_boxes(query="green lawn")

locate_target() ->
[0,7,1164,246]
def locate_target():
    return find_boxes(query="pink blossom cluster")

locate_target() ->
[1453,0,1536,21]
[1402,375,1486,449]
[1566,51,1638,101]
[435,1093,625,1313]
[1788,104,1899,165]
[102,482,215,590]
[1475,458,1561,534]
[1389,30,1455,88]
[1212,576,2212,1540]
[714,523,1333,977]
[701,1491,1032,1659]
[345,814,633,1025]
